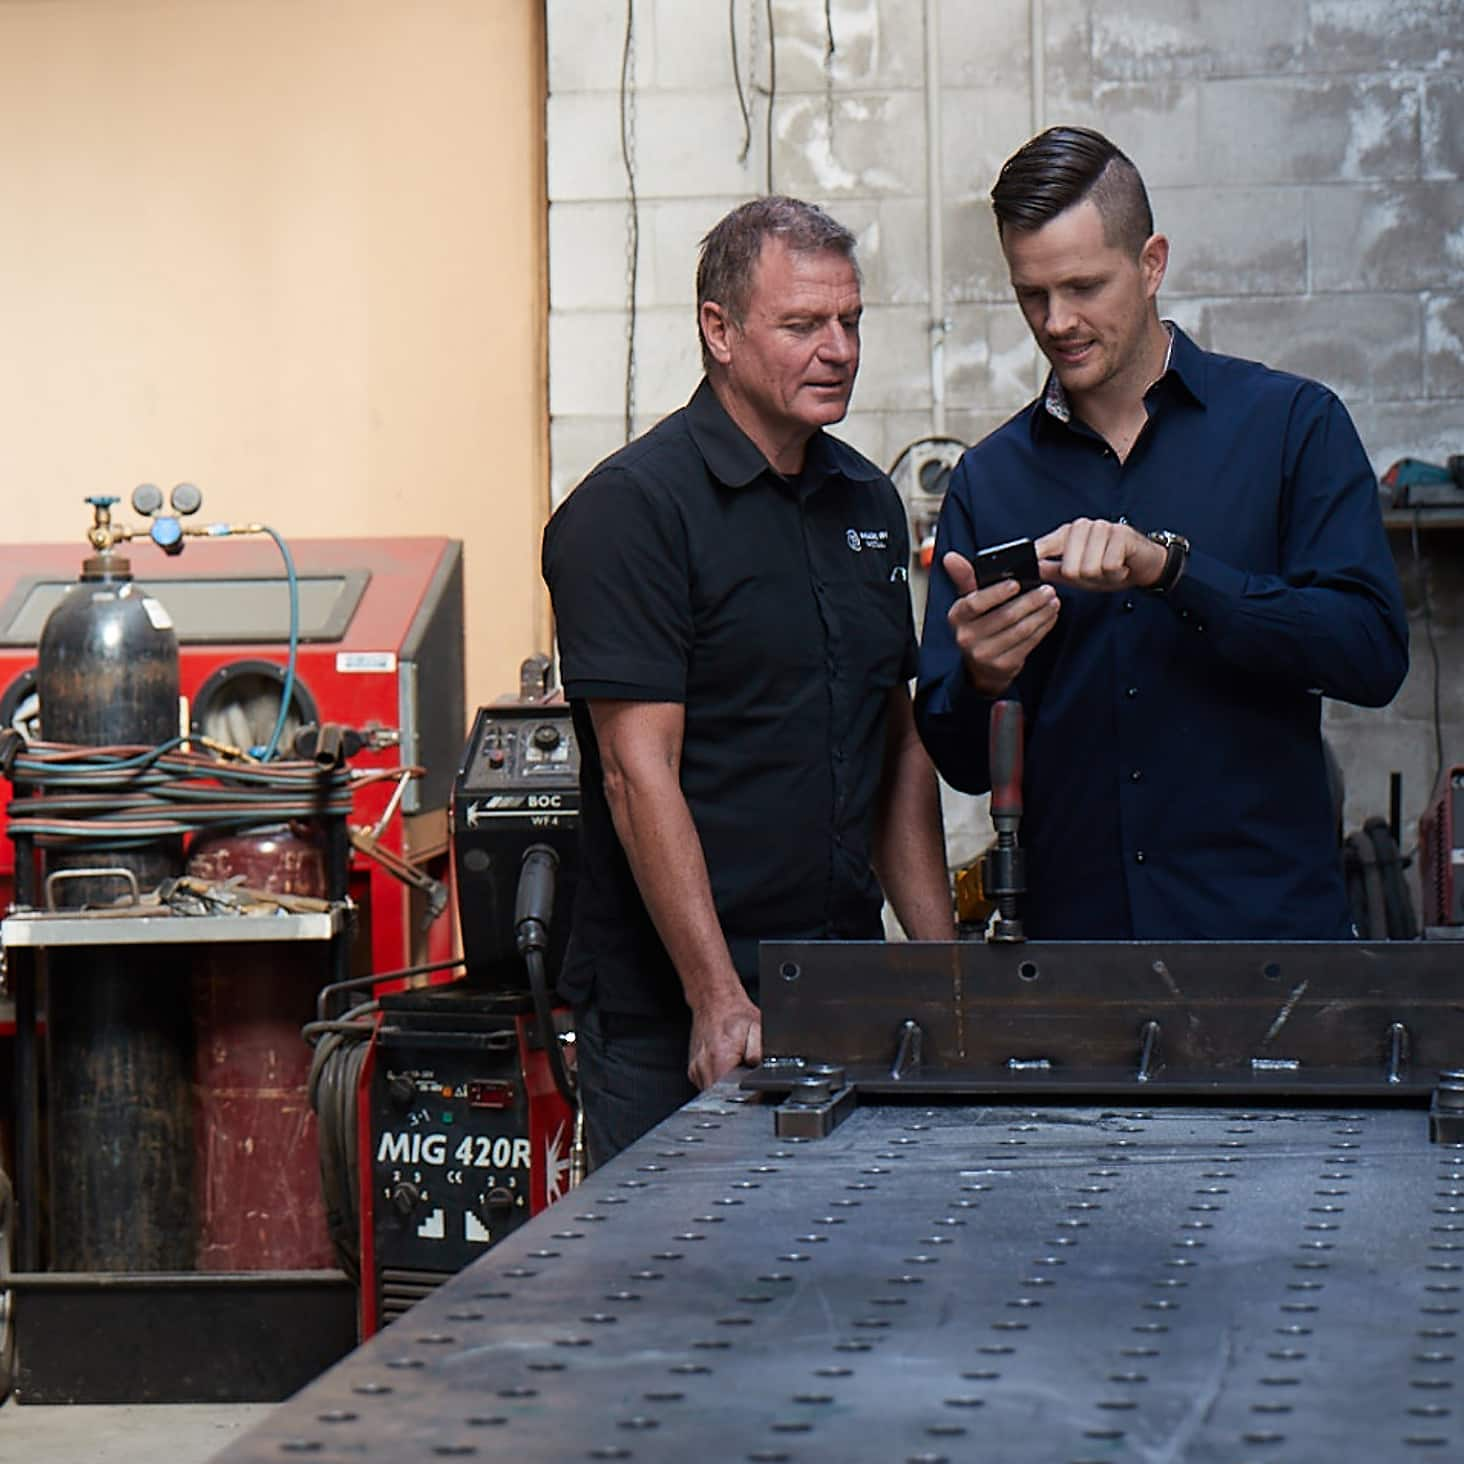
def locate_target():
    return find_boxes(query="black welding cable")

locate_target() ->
[526,948,577,1110]
[315,958,467,1024]
[516,845,577,1110]
[307,1013,375,1282]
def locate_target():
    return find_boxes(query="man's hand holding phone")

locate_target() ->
[943,538,1060,698]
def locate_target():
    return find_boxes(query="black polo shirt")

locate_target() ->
[541,379,917,1019]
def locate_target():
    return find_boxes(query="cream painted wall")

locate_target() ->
[0,0,548,712]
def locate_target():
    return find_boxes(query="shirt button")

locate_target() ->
[1130,769,1143,782]
[1122,599,1135,613]
[1117,515,1129,524]
[1135,850,1147,864]
[1126,686,1139,699]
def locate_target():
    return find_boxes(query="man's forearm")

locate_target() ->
[588,699,762,1090]
[604,768,744,1008]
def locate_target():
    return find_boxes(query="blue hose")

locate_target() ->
[257,525,300,761]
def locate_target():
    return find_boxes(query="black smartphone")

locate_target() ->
[973,537,1041,594]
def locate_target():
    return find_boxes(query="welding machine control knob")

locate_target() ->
[390,1180,422,1216]
[387,1074,417,1109]
[532,723,562,751]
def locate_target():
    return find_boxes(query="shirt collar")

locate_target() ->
[1036,320,1206,433]
[685,377,883,489]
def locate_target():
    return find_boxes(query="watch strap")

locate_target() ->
[1147,530,1190,594]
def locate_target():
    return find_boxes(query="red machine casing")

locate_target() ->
[1421,766,1464,927]
[356,1003,576,1337]
[0,536,466,986]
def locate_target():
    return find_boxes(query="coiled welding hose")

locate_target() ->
[302,956,467,1282]
[1344,816,1418,940]
[2,738,407,849]
[304,1002,377,1283]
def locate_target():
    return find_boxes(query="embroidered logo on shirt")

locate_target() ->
[889,565,909,582]
[846,528,889,553]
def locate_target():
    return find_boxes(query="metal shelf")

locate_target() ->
[1,904,345,948]
[1383,508,1464,530]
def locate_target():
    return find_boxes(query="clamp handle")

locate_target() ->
[989,698,1024,822]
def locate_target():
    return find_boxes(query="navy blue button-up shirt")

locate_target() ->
[915,326,1408,940]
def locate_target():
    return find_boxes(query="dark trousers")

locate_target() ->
[573,1003,697,1170]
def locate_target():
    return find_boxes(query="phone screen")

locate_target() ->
[973,537,1041,593]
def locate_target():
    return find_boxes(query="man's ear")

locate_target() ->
[1139,232,1169,300]
[700,300,736,366]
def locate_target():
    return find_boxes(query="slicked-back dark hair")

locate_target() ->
[991,126,1154,257]
[696,195,859,369]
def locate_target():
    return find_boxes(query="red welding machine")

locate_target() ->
[0,535,464,977]
[342,683,582,1335]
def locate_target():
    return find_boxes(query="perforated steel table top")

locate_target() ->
[217,1088,1464,1463]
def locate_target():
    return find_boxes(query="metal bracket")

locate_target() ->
[748,1060,859,1140]
[1430,1068,1464,1144]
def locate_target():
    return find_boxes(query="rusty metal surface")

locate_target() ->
[755,940,1464,1096]
[212,1084,1464,1462]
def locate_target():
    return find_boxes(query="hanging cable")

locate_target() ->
[764,0,777,192]
[729,0,752,164]
[1410,508,1445,796]
[619,0,640,443]
[256,525,300,762]
[823,0,837,152]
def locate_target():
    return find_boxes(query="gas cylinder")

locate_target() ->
[37,524,194,1272]
[188,823,336,1270]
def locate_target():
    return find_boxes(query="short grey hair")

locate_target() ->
[695,196,859,369]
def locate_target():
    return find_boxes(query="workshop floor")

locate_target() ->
[0,1400,274,1462]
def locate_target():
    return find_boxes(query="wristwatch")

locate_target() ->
[1146,529,1190,594]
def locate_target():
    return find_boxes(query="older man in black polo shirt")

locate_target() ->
[542,195,953,1165]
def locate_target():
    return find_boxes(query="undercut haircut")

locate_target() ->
[696,195,859,369]
[990,126,1154,258]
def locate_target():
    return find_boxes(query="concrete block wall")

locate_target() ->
[547,0,1464,902]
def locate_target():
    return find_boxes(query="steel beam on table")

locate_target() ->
[753,939,1464,1097]
[211,1082,1464,1463]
